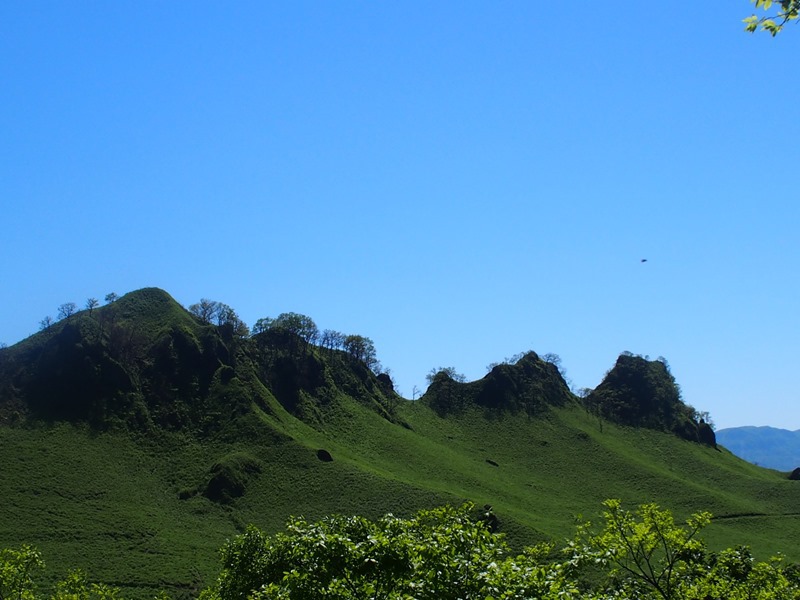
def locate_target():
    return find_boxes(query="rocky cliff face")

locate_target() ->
[586,353,713,445]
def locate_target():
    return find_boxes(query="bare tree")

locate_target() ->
[321,329,345,351]
[541,352,562,368]
[86,298,99,314]
[542,352,571,387]
[426,367,466,385]
[57,302,77,320]
[189,299,218,324]
[697,411,715,430]
[188,298,249,338]
[39,316,54,331]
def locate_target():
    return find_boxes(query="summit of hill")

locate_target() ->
[586,352,717,446]
[423,351,572,417]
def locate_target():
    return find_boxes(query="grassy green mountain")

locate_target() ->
[1,288,799,598]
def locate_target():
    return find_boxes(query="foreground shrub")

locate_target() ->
[204,504,577,600]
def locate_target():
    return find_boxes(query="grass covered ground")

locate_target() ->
[4,396,798,599]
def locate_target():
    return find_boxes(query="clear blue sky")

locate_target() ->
[2,2,798,430]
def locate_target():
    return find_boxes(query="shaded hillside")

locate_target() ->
[422,352,573,417]
[250,325,398,425]
[586,353,716,446]
[0,289,240,430]
[717,426,800,472]
[0,288,399,434]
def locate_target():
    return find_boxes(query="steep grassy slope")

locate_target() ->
[1,288,799,598]
[4,400,798,599]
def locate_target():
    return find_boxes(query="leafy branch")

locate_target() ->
[744,0,800,35]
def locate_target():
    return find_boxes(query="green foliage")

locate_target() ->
[0,545,43,600]
[1,550,122,600]
[568,499,711,599]
[253,313,318,354]
[687,547,800,599]
[341,334,379,373]
[566,500,800,599]
[206,504,576,600]
[744,0,800,35]
[52,570,121,600]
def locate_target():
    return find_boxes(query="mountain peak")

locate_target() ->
[587,353,712,444]
[423,351,573,416]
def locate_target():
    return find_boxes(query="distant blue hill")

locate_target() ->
[716,426,800,472]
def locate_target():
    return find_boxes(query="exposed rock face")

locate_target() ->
[698,420,717,448]
[376,372,394,392]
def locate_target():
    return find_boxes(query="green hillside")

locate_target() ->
[1,288,798,598]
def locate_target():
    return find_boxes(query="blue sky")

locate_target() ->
[1,2,798,430]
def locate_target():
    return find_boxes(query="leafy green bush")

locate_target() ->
[204,504,575,600]
[0,545,42,600]
[0,547,122,600]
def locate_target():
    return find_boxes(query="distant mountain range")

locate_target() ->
[716,426,800,471]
